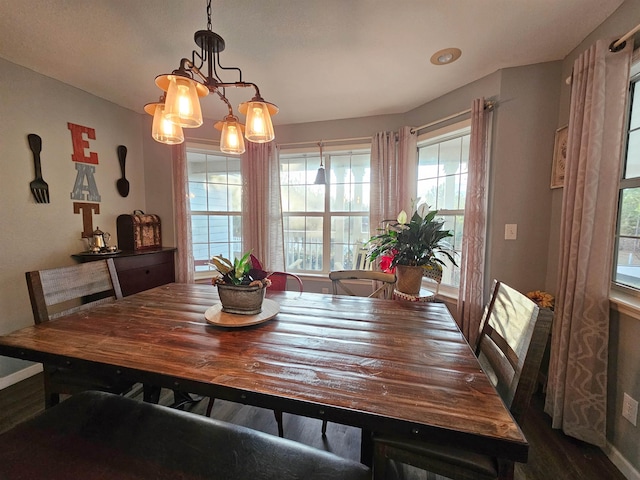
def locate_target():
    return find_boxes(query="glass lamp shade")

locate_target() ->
[145,102,184,145]
[242,101,275,143]
[163,75,204,128]
[220,118,246,155]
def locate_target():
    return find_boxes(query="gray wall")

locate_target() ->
[0,58,147,338]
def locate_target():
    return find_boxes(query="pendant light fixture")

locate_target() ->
[214,115,245,155]
[314,142,326,185]
[145,0,277,150]
[144,95,184,145]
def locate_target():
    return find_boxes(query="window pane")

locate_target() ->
[417,178,438,209]
[188,182,207,211]
[417,126,470,288]
[330,216,369,270]
[624,130,640,178]
[630,82,639,130]
[307,185,325,212]
[440,138,463,175]
[283,216,323,271]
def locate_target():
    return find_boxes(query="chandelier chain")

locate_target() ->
[206,0,212,31]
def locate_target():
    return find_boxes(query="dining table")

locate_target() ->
[0,283,528,468]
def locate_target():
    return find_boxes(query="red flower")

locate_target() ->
[380,252,397,273]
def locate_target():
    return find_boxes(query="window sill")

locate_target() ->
[610,289,640,321]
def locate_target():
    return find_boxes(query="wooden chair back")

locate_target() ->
[475,280,553,423]
[329,270,396,300]
[26,259,123,324]
[25,259,131,408]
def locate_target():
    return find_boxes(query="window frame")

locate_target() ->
[613,55,640,294]
[279,143,371,274]
[416,119,472,293]
[186,142,244,278]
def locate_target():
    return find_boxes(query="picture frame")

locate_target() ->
[551,125,568,189]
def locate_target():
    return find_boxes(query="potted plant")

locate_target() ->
[210,252,271,314]
[366,204,457,295]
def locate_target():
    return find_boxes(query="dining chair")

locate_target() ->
[25,259,139,408]
[372,280,553,480]
[329,270,397,300]
[268,271,304,292]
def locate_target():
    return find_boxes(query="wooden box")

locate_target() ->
[116,212,162,251]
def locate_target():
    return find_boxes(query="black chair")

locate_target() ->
[373,280,553,480]
[0,390,371,480]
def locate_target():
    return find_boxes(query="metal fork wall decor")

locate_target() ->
[27,133,50,203]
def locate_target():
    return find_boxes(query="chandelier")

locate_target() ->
[144,0,277,154]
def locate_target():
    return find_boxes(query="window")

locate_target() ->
[280,147,371,273]
[614,62,640,290]
[416,121,471,288]
[187,145,243,273]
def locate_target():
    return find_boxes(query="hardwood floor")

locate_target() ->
[0,373,627,479]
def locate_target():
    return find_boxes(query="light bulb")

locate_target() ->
[150,103,184,145]
[164,75,203,128]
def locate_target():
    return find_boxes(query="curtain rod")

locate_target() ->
[612,22,640,51]
[565,24,640,85]
[277,135,371,148]
[411,100,495,134]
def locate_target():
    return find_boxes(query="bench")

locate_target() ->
[0,390,371,479]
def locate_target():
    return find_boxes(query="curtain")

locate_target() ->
[456,98,489,348]
[241,141,285,271]
[172,143,194,283]
[544,39,631,447]
[397,126,418,214]
[370,128,417,233]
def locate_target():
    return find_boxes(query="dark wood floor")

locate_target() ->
[0,373,626,479]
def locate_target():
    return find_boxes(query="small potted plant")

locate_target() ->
[366,204,457,295]
[210,252,271,315]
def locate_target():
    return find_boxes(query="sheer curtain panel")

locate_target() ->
[240,141,285,271]
[370,128,416,233]
[456,98,489,348]
[544,38,632,447]
[172,144,194,283]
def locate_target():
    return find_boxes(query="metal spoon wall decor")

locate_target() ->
[116,145,130,197]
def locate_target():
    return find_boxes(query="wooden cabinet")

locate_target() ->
[72,248,176,297]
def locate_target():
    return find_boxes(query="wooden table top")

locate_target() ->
[0,283,527,462]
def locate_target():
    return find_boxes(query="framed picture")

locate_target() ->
[551,126,568,189]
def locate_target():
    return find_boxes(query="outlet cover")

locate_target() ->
[505,224,517,240]
[622,393,638,426]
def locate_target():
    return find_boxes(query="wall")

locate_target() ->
[0,58,147,374]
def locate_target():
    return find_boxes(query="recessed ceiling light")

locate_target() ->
[430,48,462,66]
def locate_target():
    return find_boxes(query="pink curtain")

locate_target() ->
[456,98,489,348]
[172,144,194,283]
[241,141,285,271]
[370,128,417,232]
[544,39,631,447]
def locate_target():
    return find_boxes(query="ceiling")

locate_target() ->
[0,0,625,126]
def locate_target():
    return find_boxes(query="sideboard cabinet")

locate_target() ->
[72,248,176,297]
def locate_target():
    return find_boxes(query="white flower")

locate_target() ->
[397,210,408,224]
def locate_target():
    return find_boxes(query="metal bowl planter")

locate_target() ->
[217,283,266,315]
